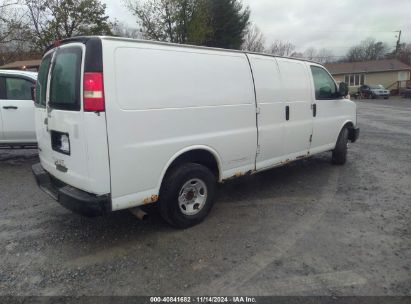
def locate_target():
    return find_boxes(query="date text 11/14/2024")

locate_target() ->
[149,296,257,303]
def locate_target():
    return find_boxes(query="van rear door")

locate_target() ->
[36,40,110,196]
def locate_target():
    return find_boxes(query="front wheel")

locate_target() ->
[159,163,217,228]
[332,127,349,165]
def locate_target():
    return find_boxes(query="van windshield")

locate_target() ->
[49,46,82,111]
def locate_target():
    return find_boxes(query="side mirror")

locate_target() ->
[339,82,349,97]
[31,86,36,102]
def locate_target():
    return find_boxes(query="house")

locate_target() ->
[0,59,42,71]
[325,59,411,94]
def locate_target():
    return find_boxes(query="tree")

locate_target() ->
[241,24,265,52]
[303,47,316,60]
[0,1,18,45]
[316,48,334,63]
[387,42,411,66]
[302,47,334,63]
[126,0,211,45]
[126,0,249,49]
[0,0,32,65]
[269,40,295,56]
[25,0,113,50]
[112,22,144,39]
[205,0,250,49]
[346,37,389,62]
[290,51,303,59]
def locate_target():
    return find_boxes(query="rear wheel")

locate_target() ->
[332,127,349,165]
[159,163,216,228]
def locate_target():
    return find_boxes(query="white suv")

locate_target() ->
[0,69,37,147]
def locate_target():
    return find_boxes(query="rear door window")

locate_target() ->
[36,54,52,106]
[49,46,82,110]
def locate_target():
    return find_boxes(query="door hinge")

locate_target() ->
[256,145,261,154]
[256,107,260,115]
[309,134,313,142]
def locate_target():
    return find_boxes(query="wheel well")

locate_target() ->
[343,121,355,142]
[344,122,354,130]
[165,149,220,180]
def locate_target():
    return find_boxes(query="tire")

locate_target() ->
[332,127,349,165]
[159,163,217,228]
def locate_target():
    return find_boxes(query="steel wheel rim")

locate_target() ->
[178,178,208,216]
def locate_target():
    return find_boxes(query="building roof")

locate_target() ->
[0,59,42,69]
[325,59,411,75]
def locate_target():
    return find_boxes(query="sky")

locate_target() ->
[102,0,411,56]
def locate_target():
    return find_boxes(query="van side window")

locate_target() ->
[49,47,82,111]
[310,66,337,100]
[36,54,52,106]
[5,77,33,100]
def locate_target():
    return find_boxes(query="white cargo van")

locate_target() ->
[32,36,359,228]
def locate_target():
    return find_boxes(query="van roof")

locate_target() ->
[44,36,321,66]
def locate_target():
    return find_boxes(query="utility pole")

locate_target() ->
[395,30,402,55]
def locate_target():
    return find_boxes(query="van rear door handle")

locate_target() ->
[312,104,317,117]
[285,106,290,121]
[3,106,18,110]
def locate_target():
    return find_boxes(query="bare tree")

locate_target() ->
[303,47,316,60]
[346,37,389,62]
[125,0,177,42]
[25,0,113,51]
[362,38,388,60]
[268,40,295,56]
[125,0,210,44]
[290,51,303,59]
[112,22,144,39]
[241,24,265,52]
[393,42,411,66]
[0,0,32,65]
[316,48,334,63]
[301,47,335,63]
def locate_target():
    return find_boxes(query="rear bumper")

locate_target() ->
[32,163,111,217]
[349,127,360,143]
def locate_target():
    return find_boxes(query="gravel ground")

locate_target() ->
[0,98,410,296]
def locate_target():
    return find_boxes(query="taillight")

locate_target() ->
[83,72,105,111]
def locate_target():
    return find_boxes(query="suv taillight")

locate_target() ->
[83,72,105,111]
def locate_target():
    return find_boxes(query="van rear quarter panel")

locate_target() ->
[102,39,257,210]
